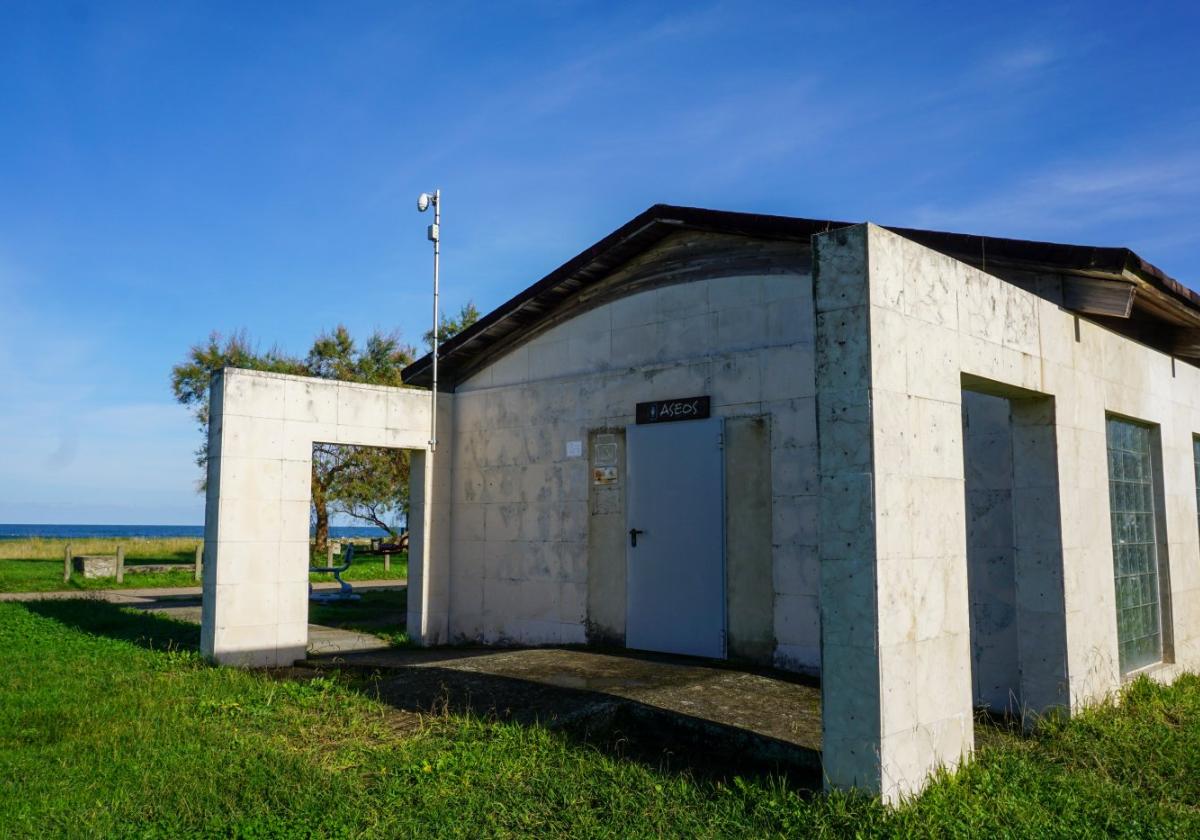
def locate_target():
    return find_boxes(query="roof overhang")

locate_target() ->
[402,204,1200,388]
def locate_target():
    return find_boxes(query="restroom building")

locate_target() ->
[201,205,1200,800]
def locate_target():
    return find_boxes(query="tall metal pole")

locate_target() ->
[429,189,440,453]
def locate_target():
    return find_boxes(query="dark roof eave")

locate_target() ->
[402,204,1198,388]
[401,205,854,386]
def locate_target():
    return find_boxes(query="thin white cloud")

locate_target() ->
[987,44,1057,78]
[909,149,1200,238]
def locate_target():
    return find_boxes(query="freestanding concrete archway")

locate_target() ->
[199,368,452,666]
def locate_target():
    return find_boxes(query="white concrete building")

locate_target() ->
[201,205,1200,801]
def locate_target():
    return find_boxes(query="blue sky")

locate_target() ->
[1,1,1198,524]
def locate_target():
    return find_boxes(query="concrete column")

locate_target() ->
[408,450,433,641]
[200,370,309,667]
[406,399,454,646]
[814,225,974,803]
[1049,367,1123,706]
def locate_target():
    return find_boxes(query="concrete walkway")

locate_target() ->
[1,582,406,656]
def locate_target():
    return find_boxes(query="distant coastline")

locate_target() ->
[0,523,390,540]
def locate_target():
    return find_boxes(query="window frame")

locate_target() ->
[1105,414,1167,676]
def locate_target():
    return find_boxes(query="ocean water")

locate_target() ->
[0,524,390,540]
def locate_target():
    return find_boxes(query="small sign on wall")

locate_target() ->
[594,442,618,465]
[635,395,711,425]
[566,440,583,458]
[593,466,618,485]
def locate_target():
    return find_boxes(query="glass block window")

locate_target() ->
[1194,437,1200,539]
[1106,417,1162,674]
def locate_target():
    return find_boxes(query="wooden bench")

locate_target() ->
[367,533,409,554]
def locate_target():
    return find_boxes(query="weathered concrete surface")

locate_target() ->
[200,368,451,667]
[72,555,119,578]
[725,415,775,663]
[309,646,822,768]
[585,428,626,644]
[961,389,1071,719]
[814,221,1200,801]
[449,231,819,666]
[963,391,1019,712]
[72,557,195,578]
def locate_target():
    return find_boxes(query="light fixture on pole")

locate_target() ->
[418,189,440,452]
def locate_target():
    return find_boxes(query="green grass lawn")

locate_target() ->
[321,549,408,583]
[2,600,1200,837]
[309,590,411,646]
[0,538,407,593]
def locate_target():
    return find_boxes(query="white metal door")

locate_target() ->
[626,418,725,658]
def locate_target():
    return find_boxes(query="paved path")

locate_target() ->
[0,580,406,603]
[129,600,396,655]
[1,581,406,656]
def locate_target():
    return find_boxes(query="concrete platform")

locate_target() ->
[306,646,823,781]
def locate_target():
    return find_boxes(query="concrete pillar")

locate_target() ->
[199,370,309,668]
[407,443,452,645]
[814,224,974,803]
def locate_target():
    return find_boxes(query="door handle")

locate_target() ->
[629,528,645,547]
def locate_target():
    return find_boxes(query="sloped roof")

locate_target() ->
[402,204,1200,388]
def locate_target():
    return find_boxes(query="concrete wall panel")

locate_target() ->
[726,416,775,663]
[448,256,819,661]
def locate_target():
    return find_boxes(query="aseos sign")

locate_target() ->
[635,395,712,425]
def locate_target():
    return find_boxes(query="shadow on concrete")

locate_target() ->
[315,648,824,789]
[17,598,201,652]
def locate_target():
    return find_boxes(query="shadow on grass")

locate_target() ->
[309,589,407,631]
[335,652,824,790]
[18,599,201,652]
[16,595,821,789]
